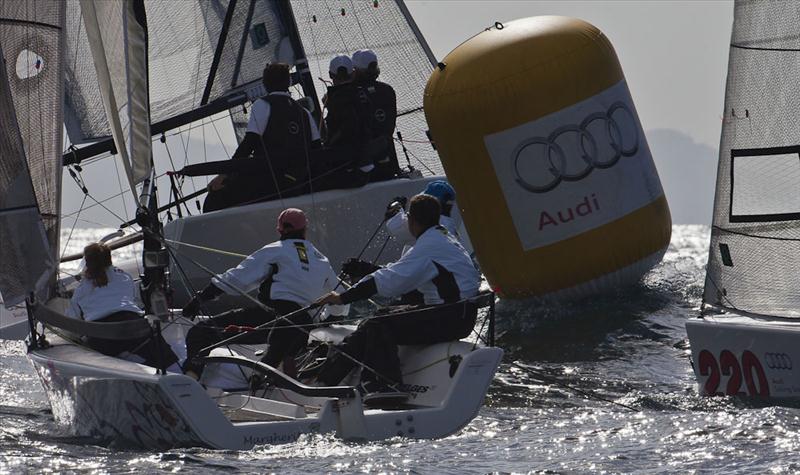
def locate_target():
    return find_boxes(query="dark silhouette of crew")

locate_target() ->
[203,63,319,212]
[352,49,400,182]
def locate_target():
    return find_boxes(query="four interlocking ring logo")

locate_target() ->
[764,352,792,370]
[512,101,640,193]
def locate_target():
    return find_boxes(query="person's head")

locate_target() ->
[329,54,354,85]
[262,63,291,93]
[277,208,308,240]
[83,242,112,287]
[352,49,379,81]
[423,180,456,217]
[407,194,441,238]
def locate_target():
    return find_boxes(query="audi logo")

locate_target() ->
[512,101,640,193]
[764,352,792,370]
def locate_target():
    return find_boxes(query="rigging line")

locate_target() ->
[507,361,640,412]
[209,117,232,158]
[302,0,321,79]
[201,119,210,189]
[60,195,87,258]
[164,238,247,258]
[402,144,436,175]
[191,0,212,107]
[347,0,369,44]
[59,171,172,219]
[323,1,349,49]
[163,239,402,389]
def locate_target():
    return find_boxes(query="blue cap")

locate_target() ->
[423,180,455,207]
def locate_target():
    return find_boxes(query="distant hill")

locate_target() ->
[646,128,718,225]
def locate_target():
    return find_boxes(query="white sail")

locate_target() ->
[703,1,800,317]
[79,0,152,192]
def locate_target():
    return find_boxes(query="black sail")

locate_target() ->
[0,0,64,303]
[0,42,55,307]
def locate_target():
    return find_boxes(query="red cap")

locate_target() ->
[277,208,307,233]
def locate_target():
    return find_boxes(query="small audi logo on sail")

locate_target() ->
[764,352,792,370]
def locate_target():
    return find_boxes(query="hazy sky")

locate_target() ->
[408,1,734,150]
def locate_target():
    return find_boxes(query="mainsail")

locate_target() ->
[0,42,55,308]
[64,0,294,145]
[0,1,64,305]
[290,0,442,175]
[703,1,800,317]
[80,0,152,191]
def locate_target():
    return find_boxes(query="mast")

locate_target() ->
[396,0,437,67]
[277,0,321,122]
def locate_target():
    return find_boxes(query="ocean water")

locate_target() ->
[3,225,800,473]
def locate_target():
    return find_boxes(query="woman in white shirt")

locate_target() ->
[67,243,178,369]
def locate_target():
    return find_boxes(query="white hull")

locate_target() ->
[27,335,501,449]
[686,312,800,400]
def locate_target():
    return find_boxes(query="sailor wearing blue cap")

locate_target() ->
[384,180,461,252]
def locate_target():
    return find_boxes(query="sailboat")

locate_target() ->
[687,1,800,400]
[0,0,502,449]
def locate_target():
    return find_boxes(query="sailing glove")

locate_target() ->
[341,258,381,283]
[182,283,224,319]
[384,196,407,220]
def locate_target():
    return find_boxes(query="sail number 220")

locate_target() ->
[698,350,770,397]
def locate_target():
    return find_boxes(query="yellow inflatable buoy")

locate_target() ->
[424,16,671,299]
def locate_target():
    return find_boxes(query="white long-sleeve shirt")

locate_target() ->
[67,267,144,321]
[369,225,480,305]
[212,239,347,317]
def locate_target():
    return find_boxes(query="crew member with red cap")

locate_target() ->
[181,208,346,380]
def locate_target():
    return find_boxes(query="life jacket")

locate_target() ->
[259,95,313,179]
[355,79,398,171]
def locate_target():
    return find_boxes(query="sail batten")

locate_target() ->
[703,1,800,317]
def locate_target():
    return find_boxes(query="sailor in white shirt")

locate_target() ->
[67,243,179,370]
[384,179,462,252]
[182,208,347,378]
[315,194,481,393]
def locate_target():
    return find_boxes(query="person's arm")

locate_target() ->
[211,244,279,295]
[230,132,262,160]
[321,265,349,317]
[66,286,83,319]
[369,245,437,299]
[385,208,414,245]
[305,108,321,142]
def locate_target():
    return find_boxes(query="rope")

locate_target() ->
[160,237,403,390]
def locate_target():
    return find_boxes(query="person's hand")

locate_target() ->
[315,292,343,306]
[342,258,380,282]
[182,297,202,320]
[384,196,407,220]
[208,174,227,191]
